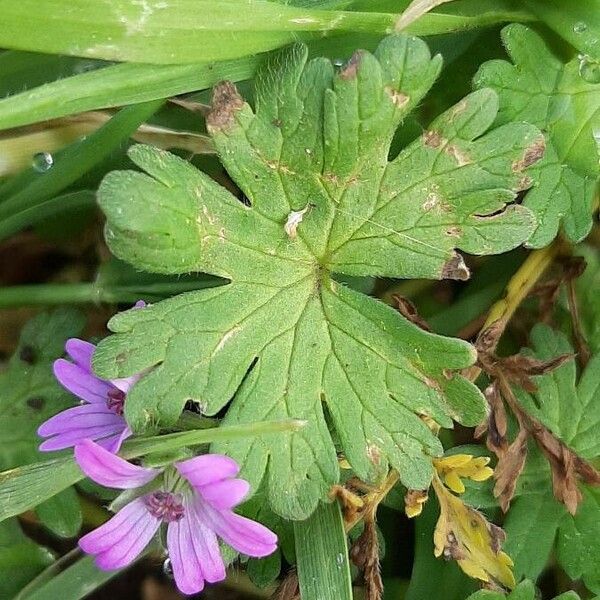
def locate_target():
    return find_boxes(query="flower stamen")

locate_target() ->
[106,388,126,416]
[144,491,185,522]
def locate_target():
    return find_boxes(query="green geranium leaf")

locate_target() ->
[516,324,600,459]
[95,35,544,519]
[503,325,600,588]
[475,24,600,248]
[0,308,85,536]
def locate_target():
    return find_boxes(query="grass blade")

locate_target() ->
[0,1,395,64]
[294,501,353,600]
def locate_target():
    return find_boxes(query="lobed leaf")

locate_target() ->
[475,24,599,248]
[95,35,544,518]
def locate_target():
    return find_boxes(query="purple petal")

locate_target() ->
[65,339,96,371]
[198,479,250,510]
[102,426,133,453]
[53,359,113,404]
[38,404,123,436]
[75,440,159,489]
[167,498,225,595]
[196,500,277,558]
[39,423,126,452]
[134,300,146,308]
[176,454,240,489]
[111,373,140,394]
[80,498,160,569]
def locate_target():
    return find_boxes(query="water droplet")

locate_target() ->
[333,58,344,68]
[336,552,344,566]
[573,21,587,34]
[578,54,600,84]
[163,557,174,579]
[32,152,53,173]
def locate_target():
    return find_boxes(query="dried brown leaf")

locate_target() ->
[350,519,383,600]
[271,569,300,600]
[493,427,528,512]
[530,419,600,514]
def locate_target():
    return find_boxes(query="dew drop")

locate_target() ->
[578,54,600,84]
[573,21,587,34]
[32,152,53,173]
[333,58,344,68]
[336,552,344,566]
[163,557,174,579]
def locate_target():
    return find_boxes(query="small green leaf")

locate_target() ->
[247,552,281,589]
[95,34,543,518]
[0,519,54,598]
[475,24,599,247]
[294,501,352,600]
[35,488,82,539]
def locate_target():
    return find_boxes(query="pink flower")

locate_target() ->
[37,339,136,453]
[74,440,277,595]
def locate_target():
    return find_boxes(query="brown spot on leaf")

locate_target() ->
[446,226,462,237]
[339,51,364,79]
[385,86,410,109]
[423,130,444,148]
[446,144,471,166]
[512,137,546,172]
[206,81,244,131]
[441,254,470,281]
[451,99,468,118]
[515,175,533,191]
[366,443,382,466]
[422,131,471,164]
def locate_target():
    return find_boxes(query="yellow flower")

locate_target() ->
[433,453,494,494]
[432,475,515,590]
